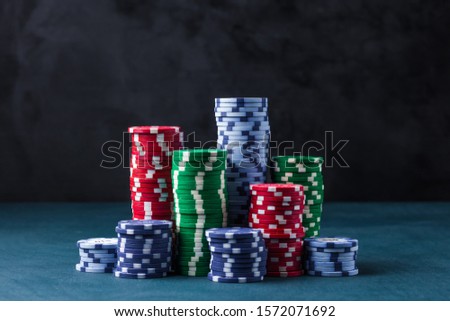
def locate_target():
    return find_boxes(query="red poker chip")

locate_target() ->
[130,160,172,168]
[251,195,304,203]
[132,210,173,218]
[132,213,173,220]
[132,201,173,209]
[265,239,303,246]
[130,195,172,202]
[267,250,302,258]
[250,199,304,207]
[262,232,305,239]
[130,186,172,194]
[129,177,172,184]
[249,221,302,230]
[129,183,172,190]
[250,190,305,198]
[266,246,303,253]
[130,154,173,163]
[254,225,303,234]
[250,183,304,193]
[128,126,182,134]
[267,256,301,263]
[266,263,302,270]
[250,216,302,225]
[130,133,183,142]
[266,270,304,277]
[130,168,172,176]
[250,204,304,213]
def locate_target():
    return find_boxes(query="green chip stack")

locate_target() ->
[271,156,324,238]
[172,149,228,276]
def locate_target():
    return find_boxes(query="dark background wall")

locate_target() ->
[1,0,449,202]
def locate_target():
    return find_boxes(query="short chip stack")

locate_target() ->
[215,97,271,227]
[76,238,118,273]
[128,126,184,220]
[248,184,305,277]
[206,227,267,283]
[304,237,359,277]
[172,149,228,276]
[114,220,172,279]
[272,156,324,238]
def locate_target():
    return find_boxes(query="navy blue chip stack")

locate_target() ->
[215,97,271,226]
[114,220,172,279]
[206,227,267,283]
[304,237,359,277]
[76,238,118,273]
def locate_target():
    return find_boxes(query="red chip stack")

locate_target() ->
[248,183,305,277]
[128,126,184,220]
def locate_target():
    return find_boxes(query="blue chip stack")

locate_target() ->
[215,97,271,226]
[76,238,118,273]
[114,220,172,279]
[304,237,359,277]
[206,227,267,283]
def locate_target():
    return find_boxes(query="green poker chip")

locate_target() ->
[173,149,226,159]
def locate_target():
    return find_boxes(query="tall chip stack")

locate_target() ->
[248,184,305,277]
[215,97,271,227]
[271,156,324,238]
[172,149,228,276]
[128,126,183,220]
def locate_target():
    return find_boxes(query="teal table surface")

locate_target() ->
[0,202,449,301]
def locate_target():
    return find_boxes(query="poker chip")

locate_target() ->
[172,149,228,276]
[248,183,305,277]
[303,236,359,277]
[214,97,270,226]
[75,238,118,273]
[206,227,266,283]
[128,126,183,222]
[114,220,172,279]
[271,156,324,237]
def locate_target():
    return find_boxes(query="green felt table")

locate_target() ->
[0,202,448,301]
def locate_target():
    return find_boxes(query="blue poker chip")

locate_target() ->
[79,248,117,254]
[79,257,117,264]
[210,262,266,271]
[210,261,265,269]
[77,238,118,250]
[218,129,268,135]
[304,237,358,249]
[117,261,170,269]
[117,233,172,240]
[210,268,266,278]
[208,240,265,250]
[117,220,172,231]
[226,172,266,178]
[212,254,267,264]
[207,272,264,283]
[215,120,269,127]
[118,237,171,244]
[118,256,171,264]
[215,111,268,117]
[305,260,356,271]
[118,246,171,254]
[117,251,170,260]
[118,243,171,251]
[306,255,357,263]
[75,264,114,273]
[114,270,168,279]
[215,107,268,113]
[307,251,357,258]
[305,246,359,253]
[206,227,261,239]
[227,167,265,173]
[215,97,268,104]
[79,252,117,259]
[217,124,269,131]
[78,261,116,268]
[114,266,170,274]
[115,227,171,236]
[210,246,266,254]
[306,269,359,277]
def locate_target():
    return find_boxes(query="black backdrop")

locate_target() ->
[1,0,449,202]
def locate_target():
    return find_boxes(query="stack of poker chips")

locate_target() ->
[248,184,305,277]
[76,238,118,273]
[114,220,172,279]
[272,156,324,238]
[215,97,271,227]
[304,237,359,277]
[172,149,228,276]
[206,227,267,283]
[128,126,184,220]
